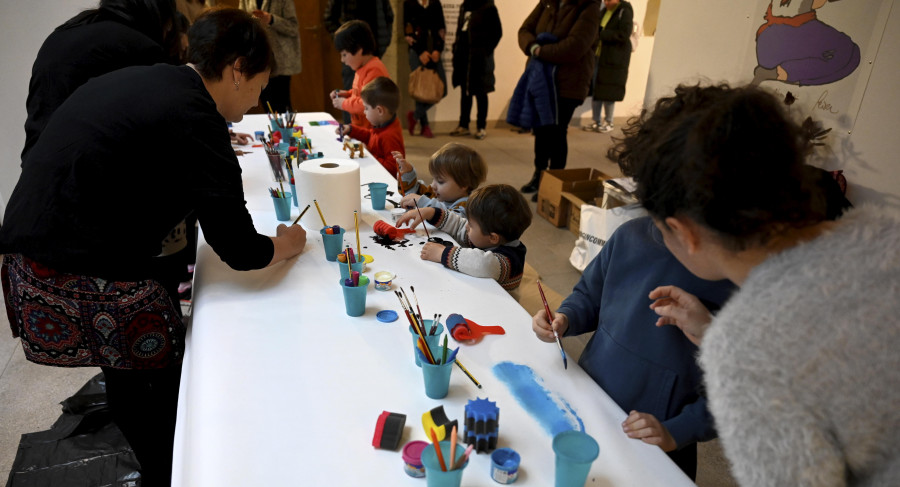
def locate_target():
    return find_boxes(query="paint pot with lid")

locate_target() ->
[490,447,520,484]
[402,440,428,478]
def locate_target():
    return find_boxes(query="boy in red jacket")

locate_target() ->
[336,77,405,177]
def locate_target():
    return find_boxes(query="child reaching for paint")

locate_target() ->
[336,77,404,177]
[393,142,487,218]
[530,217,736,479]
[330,20,390,129]
[396,184,532,291]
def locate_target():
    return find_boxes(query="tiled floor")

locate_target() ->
[0,121,737,486]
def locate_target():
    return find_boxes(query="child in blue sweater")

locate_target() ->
[395,142,487,218]
[397,184,531,291]
[531,217,735,479]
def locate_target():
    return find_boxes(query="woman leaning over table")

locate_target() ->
[613,83,900,486]
[0,9,306,486]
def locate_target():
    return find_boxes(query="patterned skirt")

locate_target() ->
[2,254,185,369]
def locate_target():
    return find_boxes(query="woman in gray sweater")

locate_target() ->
[611,83,900,486]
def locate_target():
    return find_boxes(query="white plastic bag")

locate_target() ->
[569,203,646,271]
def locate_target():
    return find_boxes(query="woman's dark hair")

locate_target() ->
[609,83,828,250]
[334,20,376,55]
[187,8,274,81]
[59,0,178,50]
[467,184,533,243]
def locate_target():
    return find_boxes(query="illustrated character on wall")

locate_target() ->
[751,0,860,86]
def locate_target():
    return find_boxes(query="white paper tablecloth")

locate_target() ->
[171,114,694,486]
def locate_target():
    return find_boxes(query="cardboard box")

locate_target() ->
[561,191,600,236]
[536,168,609,227]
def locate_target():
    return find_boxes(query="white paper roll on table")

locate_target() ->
[294,159,361,229]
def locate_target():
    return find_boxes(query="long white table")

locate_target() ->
[171,113,694,486]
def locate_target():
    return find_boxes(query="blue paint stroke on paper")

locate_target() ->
[492,361,584,436]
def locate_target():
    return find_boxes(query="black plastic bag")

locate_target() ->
[6,373,141,487]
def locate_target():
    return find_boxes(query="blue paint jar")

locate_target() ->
[491,447,520,484]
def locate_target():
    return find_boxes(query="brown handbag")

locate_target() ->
[408,66,444,105]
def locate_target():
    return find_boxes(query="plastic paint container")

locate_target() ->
[491,448,520,484]
[374,271,395,291]
[402,440,428,478]
[391,208,406,223]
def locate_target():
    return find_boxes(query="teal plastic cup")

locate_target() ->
[269,119,280,132]
[272,192,291,222]
[338,259,365,280]
[421,440,467,487]
[320,227,345,261]
[290,183,298,207]
[552,430,599,487]
[409,321,444,366]
[278,127,294,143]
[368,182,388,210]
[421,355,453,399]
[340,275,369,317]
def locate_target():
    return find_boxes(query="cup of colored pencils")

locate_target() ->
[340,274,369,317]
[421,439,469,486]
[269,187,291,222]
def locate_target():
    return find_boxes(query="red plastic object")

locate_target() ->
[448,314,506,342]
[373,220,415,241]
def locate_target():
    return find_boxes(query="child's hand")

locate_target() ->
[622,411,677,452]
[532,310,568,343]
[393,151,413,174]
[420,242,443,262]
[331,95,346,109]
[400,193,422,209]
[396,206,435,228]
[335,124,351,137]
[648,285,712,345]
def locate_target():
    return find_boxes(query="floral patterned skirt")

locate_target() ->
[2,254,184,369]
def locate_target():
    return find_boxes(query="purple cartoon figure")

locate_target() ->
[752,0,860,86]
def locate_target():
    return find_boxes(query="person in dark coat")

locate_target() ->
[21,0,179,162]
[517,0,602,196]
[448,0,501,140]
[584,0,633,133]
[403,0,447,139]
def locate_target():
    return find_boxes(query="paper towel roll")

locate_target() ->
[295,159,361,230]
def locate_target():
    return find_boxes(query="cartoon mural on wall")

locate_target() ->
[751,0,860,86]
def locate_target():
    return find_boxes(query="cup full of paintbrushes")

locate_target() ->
[339,275,369,317]
[408,321,444,367]
[421,440,468,487]
[270,188,292,222]
[320,225,345,261]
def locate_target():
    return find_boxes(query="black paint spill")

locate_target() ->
[371,234,412,250]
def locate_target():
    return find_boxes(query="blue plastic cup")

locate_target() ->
[320,227,345,261]
[421,355,453,399]
[368,182,388,210]
[409,321,444,367]
[272,192,291,222]
[278,127,294,143]
[340,275,369,317]
[290,183,298,207]
[338,259,365,280]
[552,430,599,487]
[421,440,467,487]
[269,119,280,132]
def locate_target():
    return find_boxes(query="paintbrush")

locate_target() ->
[410,285,425,324]
[354,211,361,258]
[292,204,311,225]
[413,200,431,239]
[429,314,438,335]
[537,280,567,369]
[396,291,435,364]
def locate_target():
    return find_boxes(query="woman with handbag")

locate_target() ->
[403,0,447,138]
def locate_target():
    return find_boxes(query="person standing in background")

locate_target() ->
[449,0,501,141]
[22,0,179,162]
[517,0,602,198]
[324,0,395,124]
[239,0,302,113]
[403,0,447,139]
[583,0,633,133]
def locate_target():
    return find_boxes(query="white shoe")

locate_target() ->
[582,122,602,132]
[474,129,487,140]
[598,122,614,133]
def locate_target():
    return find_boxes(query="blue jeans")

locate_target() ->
[592,99,615,125]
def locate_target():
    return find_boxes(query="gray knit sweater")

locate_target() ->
[700,206,900,486]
